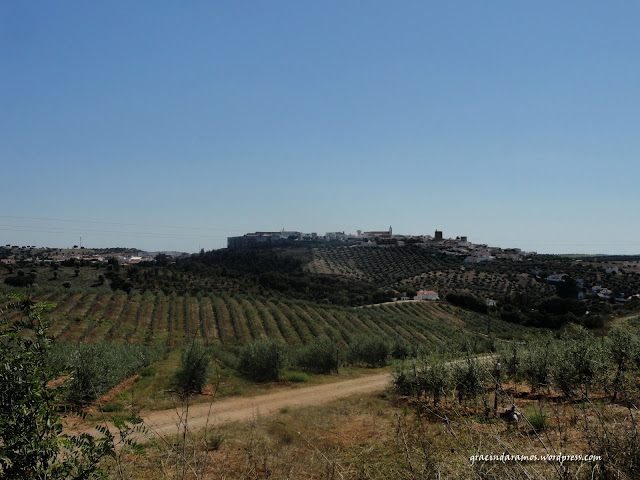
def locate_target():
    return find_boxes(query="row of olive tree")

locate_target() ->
[394,323,640,405]
[500,324,640,400]
[228,335,402,382]
[393,355,489,406]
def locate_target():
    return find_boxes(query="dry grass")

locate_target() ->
[101,383,640,479]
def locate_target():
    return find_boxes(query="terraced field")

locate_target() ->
[0,289,528,347]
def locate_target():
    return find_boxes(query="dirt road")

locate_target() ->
[74,372,392,441]
[145,372,391,437]
[76,355,494,441]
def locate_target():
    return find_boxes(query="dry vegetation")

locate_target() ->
[101,382,640,480]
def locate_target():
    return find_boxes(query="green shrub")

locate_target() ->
[394,357,452,405]
[0,295,116,478]
[526,406,548,431]
[393,365,419,397]
[295,336,339,373]
[452,356,487,404]
[140,366,157,377]
[522,339,555,393]
[206,433,225,451]
[446,293,488,314]
[284,372,310,383]
[100,402,123,412]
[56,342,165,405]
[208,344,238,369]
[237,339,288,382]
[174,341,211,397]
[347,335,390,367]
[552,328,607,398]
[390,338,412,360]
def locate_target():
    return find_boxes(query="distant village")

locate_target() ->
[227,226,537,264]
[0,245,184,267]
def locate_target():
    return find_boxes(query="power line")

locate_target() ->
[0,215,245,233]
[0,225,228,240]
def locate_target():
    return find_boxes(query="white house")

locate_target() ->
[325,231,347,241]
[414,290,439,301]
[597,288,614,299]
[546,273,567,283]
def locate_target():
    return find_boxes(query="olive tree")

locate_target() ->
[0,295,115,479]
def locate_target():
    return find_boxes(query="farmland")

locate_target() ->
[3,248,640,480]
[308,244,640,304]
[0,286,528,348]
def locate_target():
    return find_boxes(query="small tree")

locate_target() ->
[452,356,487,404]
[608,324,640,401]
[174,341,211,397]
[347,335,390,367]
[295,337,339,374]
[420,357,452,406]
[237,339,288,382]
[552,328,607,398]
[523,338,554,393]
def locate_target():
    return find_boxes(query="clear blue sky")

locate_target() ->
[2,1,639,254]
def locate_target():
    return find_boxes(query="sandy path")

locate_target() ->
[75,355,494,442]
[73,372,392,441]
[149,373,391,437]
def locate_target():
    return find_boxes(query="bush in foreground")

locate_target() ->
[0,295,116,478]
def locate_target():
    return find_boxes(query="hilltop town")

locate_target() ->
[227,226,535,263]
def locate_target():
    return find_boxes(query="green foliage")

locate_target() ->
[347,335,390,367]
[522,338,555,392]
[452,356,487,404]
[237,339,288,382]
[552,327,607,398]
[104,270,133,293]
[4,274,33,287]
[608,323,640,400]
[50,342,165,405]
[446,293,488,314]
[390,338,413,360]
[499,342,521,385]
[206,433,224,451]
[295,336,339,373]
[555,276,579,298]
[100,402,123,413]
[0,294,116,479]
[394,356,460,406]
[284,372,310,383]
[174,341,211,397]
[526,405,549,431]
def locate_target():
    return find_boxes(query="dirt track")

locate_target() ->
[144,372,391,437]
[74,372,392,441]
[77,355,494,441]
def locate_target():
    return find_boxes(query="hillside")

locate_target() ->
[0,288,527,348]
[307,244,640,302]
